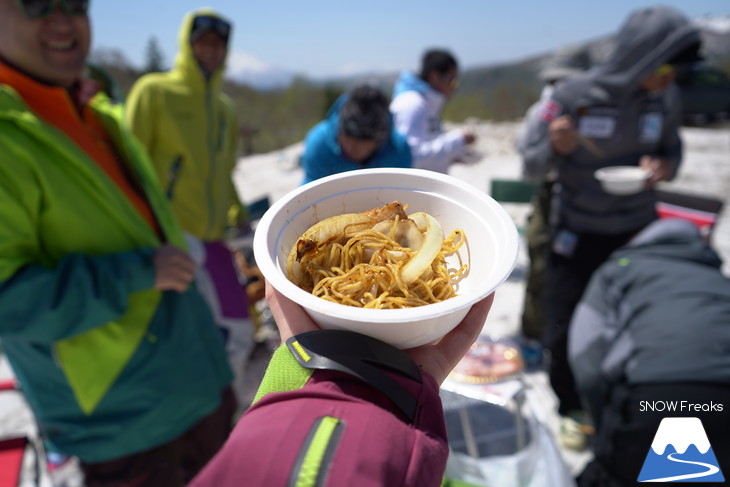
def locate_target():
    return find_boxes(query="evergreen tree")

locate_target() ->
[143,37,166,73]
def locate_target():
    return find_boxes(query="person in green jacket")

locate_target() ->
[125,8,255,411]
[0,1,233,485]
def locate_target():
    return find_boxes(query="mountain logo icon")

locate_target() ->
[638,417,725,482]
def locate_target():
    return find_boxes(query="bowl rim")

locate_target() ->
[594,165,652,182]
[253,168,519,324]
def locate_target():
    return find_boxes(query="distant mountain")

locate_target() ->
[695,15,730,66]
[230,14,728,121]
[225,51,297,90]
[309,71,401,93]
[453,13,730,95]
[223,14,730,94]
[228,68,296,91]
[695,14,730,36]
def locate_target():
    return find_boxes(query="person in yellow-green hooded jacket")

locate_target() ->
[125,8,255,412]
[0,1,234,485]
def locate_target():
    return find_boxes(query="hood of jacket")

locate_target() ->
[322,94,346,156]
[391,71,447,118]
[172,7,230,92]
[618,218,722,269]
[392,71,433,98]
[326,93,347,119]
[591,5,701,97]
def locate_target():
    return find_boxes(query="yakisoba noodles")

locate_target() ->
[286,201,468,309]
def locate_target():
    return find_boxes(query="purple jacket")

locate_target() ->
[189,367,448,486]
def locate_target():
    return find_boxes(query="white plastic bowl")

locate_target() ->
[594,166,651,195]
[253,168,519,349]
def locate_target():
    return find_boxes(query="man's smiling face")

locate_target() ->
[0,0,90,88]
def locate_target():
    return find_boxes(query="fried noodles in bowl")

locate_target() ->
[252,167,519,349]
[287,201,468,309]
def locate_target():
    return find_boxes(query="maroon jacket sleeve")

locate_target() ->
[188,369,448,487]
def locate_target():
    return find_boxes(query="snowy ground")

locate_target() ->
[1,120,728,485]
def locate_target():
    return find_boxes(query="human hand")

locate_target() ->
[153,244,196,293]
[639,155,672,185]
[265,281,320,342]
[404,294,494,384]
[265,281,494,385]
[549,115,578,155]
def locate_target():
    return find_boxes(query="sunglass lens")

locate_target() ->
[19,0,52,17]
[193,16,212,31]
[214,19,230,37]
[192,16,230,39]
[18,0,89,17]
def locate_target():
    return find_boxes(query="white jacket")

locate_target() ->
[390,72,465,173]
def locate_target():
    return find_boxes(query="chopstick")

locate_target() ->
[577,133,607,158]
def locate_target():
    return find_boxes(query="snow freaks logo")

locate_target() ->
[638,417,725,483]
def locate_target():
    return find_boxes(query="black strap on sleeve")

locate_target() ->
[286,330,423,422]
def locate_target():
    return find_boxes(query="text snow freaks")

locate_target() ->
[640,401,724,413]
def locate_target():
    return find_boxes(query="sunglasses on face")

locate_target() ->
[191,15,231,40]
[15,0,89,18]
[442,72,459,89]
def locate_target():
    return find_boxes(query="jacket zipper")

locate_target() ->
[288,416,344,487]
[166,155,183,200]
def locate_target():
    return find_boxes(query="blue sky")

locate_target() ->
[90,1,730,80]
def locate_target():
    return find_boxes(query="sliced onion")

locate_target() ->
[401,212,443,285]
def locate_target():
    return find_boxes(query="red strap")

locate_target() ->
[0,380,17,392]
[0,437,27,487]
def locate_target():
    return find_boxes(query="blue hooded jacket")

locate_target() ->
[300,95,412,185]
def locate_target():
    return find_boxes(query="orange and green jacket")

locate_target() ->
[125,8,244,241]
[0,66,231,463]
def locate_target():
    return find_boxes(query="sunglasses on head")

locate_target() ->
[191,15,231,40]
[15,0,89,18]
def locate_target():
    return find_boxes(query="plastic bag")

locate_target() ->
[443,401,576,487]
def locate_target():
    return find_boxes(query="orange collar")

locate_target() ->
[0,60,162,237]
[0,60,101,126]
